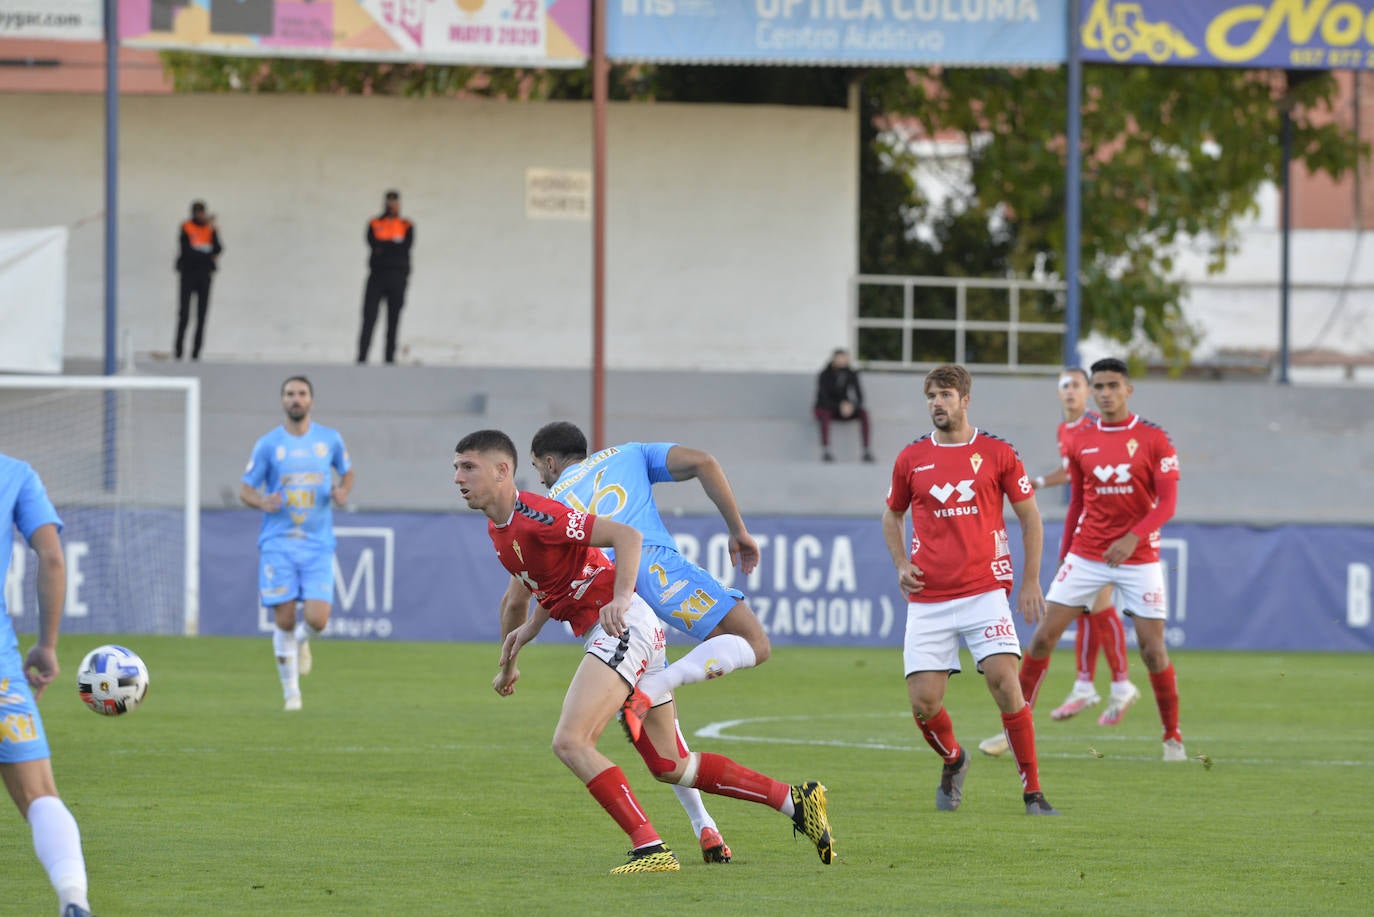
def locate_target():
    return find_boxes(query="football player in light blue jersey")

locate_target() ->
[0,453,97,917]
[502,422,782,865]
[239,376,353,711]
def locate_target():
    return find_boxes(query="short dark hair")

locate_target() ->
[923,363,972,398]
[455,429,517,463]
[190,200,206,215]
[281,375,312,396]
[530,422,588,461]
[384,190,400,200]
[1090,357,1130,379]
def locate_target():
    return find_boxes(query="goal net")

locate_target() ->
[0,375,199,636]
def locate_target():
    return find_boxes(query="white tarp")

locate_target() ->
[0,0,102,41]
[0,227,67,374]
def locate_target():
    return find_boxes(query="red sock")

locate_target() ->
[693,752,791,809]
[1001,704,1041,794]
[1148,663,1181,740]
[1074,613,1094,680]
[1096,606,1131,681]
[1019,654,1051,709]
[586,766,660,849]
[913,707,960,762]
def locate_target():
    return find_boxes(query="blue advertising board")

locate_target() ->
[608,0,1069,66]
[7,509,1373,652]
[1079,0,1374,70]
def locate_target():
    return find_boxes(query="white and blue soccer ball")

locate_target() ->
[76,645,150,716]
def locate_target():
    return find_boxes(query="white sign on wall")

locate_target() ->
[525,168,591,221]
[0,0,102,41]
[0,227,66,374]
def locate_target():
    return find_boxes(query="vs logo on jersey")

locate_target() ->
[929,480,975,504]
[1093,464,1132,484]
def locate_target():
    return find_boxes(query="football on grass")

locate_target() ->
[77,645,149,716]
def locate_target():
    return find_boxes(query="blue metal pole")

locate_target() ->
[1064,0,1083,368]
[103,0,118,489]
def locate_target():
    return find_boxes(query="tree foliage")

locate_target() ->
[159,52,1363,367]
[860,66,1362,369]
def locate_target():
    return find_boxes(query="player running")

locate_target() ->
[239,376,353,711]
[1,453,98,917]
[1015,358,1186,762]
[980,368,1138,757]
[455,430,834,874]
[881,365,1059,816]
[511,422,773,862]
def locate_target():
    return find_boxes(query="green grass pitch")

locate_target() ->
[4,637,1371,915]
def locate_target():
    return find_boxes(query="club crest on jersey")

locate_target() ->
[1127,438,1138,457]
[512,540,524,564]
[276,446,286,461]
[314,442,328,457]
[969,452,983,473]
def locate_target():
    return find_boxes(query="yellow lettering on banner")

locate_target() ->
[1208,0,1374,64]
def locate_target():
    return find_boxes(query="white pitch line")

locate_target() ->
[693,715,1374,768]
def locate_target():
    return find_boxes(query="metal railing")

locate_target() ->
[851,274,1068,374]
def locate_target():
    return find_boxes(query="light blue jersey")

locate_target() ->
[242,423,351,551]
[1,453,59,761]
[548,443,679,550]
[547,443,743,638]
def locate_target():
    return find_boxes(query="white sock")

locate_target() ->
[294,619,323,643]
[638,634,756,699]
[27,795,89,913]
[273,627,299,696]
[671,785,714,836]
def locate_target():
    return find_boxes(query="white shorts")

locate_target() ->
[582,594,673,705]
[903,589,1021,676]
[1046,553,1168,621]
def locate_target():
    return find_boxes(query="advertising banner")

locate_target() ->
[608,0,1069,67]
[120,0,590,68]
[9,509,1373,652]
[0,0,102,41]
[1079,0,1374,70]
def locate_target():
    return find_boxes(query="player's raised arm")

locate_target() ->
[664,445,759,574]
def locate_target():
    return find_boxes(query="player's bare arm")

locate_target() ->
[587,516,644,637]
[331,467,355,507]
[1033,467,1069,490]
[881,507,924,594]
[238,482,282,513]
[1010,495,1046,624]
[494,577,539,696]
[25,522,65,697]
[665,445,759,574]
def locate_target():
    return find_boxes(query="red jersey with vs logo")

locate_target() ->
[885,430,1034,603]
[1065,414,1179,564]
[486,490,614,636]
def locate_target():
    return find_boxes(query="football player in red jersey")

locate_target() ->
[980,368,1137,758]
[881,364,1059,815]
[453,430,834,873]
[1018,358,1186,762]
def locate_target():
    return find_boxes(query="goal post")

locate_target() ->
[0,374,200,636]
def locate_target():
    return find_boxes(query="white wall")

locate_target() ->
[0,94,857,372]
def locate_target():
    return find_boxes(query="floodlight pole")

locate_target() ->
[591,0,608,450]
[1063,0,1083,369]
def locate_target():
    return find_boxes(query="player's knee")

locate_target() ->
[910,699,941,721]
[550,730,589,767]
[1140,643,1169,671]
[751,634,771,665]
